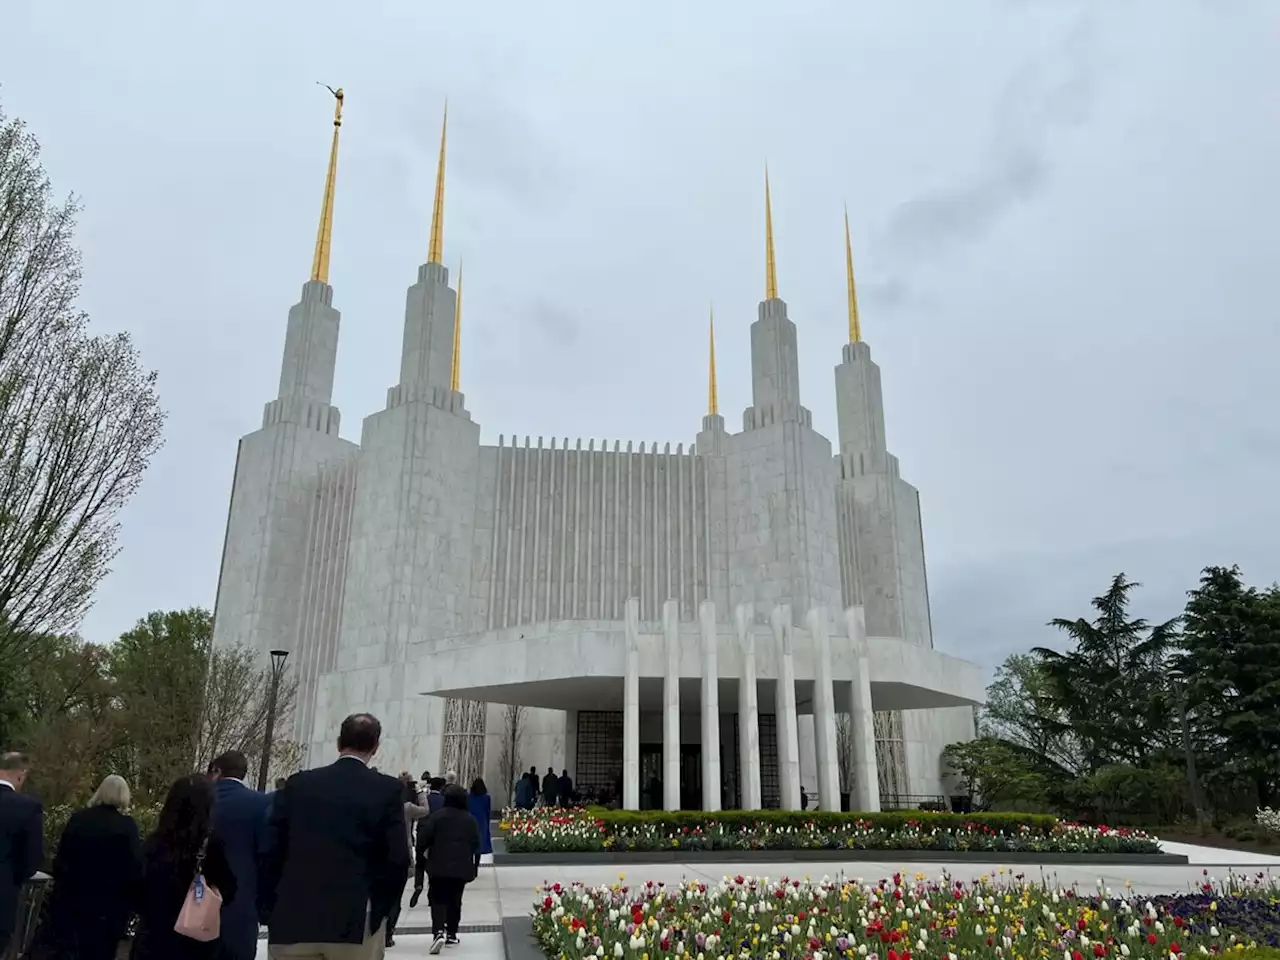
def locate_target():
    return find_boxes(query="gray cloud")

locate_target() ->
[877,15,1097,269]
[528,300,581,347]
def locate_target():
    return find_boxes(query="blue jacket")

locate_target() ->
[467,792,492,855]
[212,779,271,960]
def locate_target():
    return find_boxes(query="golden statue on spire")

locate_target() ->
[428,105,447,265]
[310,85,344,284]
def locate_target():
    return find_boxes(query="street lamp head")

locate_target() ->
[270,649,289,664]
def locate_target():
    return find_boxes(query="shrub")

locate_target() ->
[1258,807,1280,836]
[502,806,1160,854]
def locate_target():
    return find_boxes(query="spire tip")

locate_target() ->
[428,105,447,265]
[309,85,344,284]
[765,168,778,301]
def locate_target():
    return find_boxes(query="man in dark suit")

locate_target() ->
[209,749,272,960]
[0,752,43,957]
[262,714,408,959]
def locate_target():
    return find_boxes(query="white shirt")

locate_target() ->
[0,781,13,791]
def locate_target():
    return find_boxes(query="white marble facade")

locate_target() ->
[210,152,981,807]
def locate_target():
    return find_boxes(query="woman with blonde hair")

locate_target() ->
[37,774,143,959]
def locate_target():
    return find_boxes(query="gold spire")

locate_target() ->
[844,204,862,343]
[428,104,448,265]
[450,260,463,391]
[310,85,344,284]
[764,167,778,300]
[708,304,719,416]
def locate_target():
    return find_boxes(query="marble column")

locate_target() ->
[662,599,681,810]
[623,597,641,811]
[843,606,881,812]
[773,605,802,811]
[699,600,722,812]
[563,709,579,780]
[808,608,841,811]
[735,603,762,810]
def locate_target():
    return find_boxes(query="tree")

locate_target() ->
[110,609,211,800]
[8,633,120,803]
[1177,566,1280,809]
[0,106,165,671]
[1033,573,1179,772]
[192,642,297,777]
[496,704,526,805]
[943,737,1049,811]
[983,653,1083,775]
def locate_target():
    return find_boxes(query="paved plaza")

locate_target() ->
[254,842,1280,959]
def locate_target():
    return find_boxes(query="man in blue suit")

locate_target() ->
[209,750,271,960]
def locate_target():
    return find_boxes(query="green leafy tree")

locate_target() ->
[110,608,212,801]
[982,653,1083,775]
[943,737,1049,811]
[1177,566,1280,809]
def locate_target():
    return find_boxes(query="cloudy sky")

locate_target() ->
[5,0,1279,671]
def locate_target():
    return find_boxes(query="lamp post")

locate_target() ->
[257,649,290,792]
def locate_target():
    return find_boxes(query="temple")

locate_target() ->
[210,95,983,811]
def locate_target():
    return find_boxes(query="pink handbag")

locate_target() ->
[173,838,222,942]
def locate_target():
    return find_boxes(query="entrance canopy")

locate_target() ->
[411,602,982,713]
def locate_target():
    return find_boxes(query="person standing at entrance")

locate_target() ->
[0,752,42,959]
[540,768,557,806]
[262,713,408,958]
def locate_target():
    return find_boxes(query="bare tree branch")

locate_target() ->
[0,106,165,668]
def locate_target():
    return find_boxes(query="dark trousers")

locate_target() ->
[386,869,410,943]
[427,877,466,938]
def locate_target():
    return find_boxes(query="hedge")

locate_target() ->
[591,809,1060,833]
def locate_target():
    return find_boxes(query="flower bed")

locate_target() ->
[500,807,1160,855]
[532,871,1280,960]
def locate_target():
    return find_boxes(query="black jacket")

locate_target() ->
[415,807,479,882]
[262,757,408,945]
[132,832,237,960]
[0,786,42,949]
[41,804,141,957]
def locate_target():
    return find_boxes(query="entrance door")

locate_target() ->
[639,746,662,810]
[679,745,702,810]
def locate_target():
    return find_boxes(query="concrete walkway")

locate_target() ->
[255,842,1280,959]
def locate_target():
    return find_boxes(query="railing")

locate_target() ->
[879,793,953,812]
[3,872,50,960]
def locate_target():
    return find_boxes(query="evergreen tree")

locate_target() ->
[1177,566,1280,808]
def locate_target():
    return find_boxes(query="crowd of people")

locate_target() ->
[0,713,493,959]
[512,766,575,809]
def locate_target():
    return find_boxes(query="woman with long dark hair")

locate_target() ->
[131,775,237,960]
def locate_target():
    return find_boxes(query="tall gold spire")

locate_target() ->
[428,104,448,265]
[764,167,778,300]
[844,204,862,343]
[708,304,719,416]
[310,86,344,284]
[450,260,463,391]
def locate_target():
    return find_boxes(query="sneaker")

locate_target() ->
[429,935,445,954]
[409,887,422,909]
[386,937,396,947]
[446,935,460,945]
